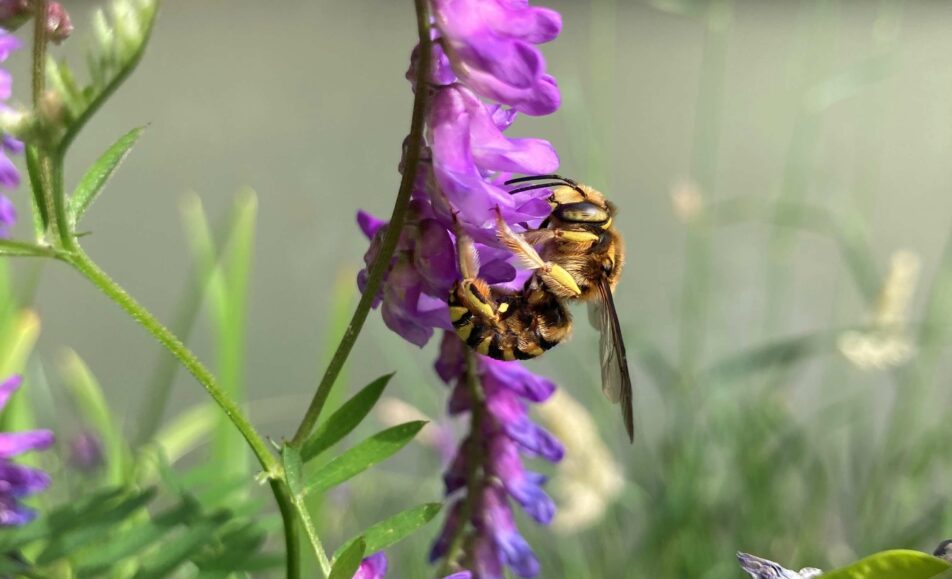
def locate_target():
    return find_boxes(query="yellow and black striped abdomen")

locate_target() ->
[449,279,572,361]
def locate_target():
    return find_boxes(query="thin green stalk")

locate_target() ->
[679,0,732,383]
[29,1,70,248]
[63,245,306,578]
[63,246,277,473]
[289,485,332,575]
[271,479,303,579]
[437,349,485,576]
[289,0,432,447]
[31,0,47,110]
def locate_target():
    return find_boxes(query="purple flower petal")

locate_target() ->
[2,135,23,154]
[0,430,55,457]
[0,152,21,189]
[429,499,465,562]
[0,32,20,61]
[0,494,35,527]
[353,552,388,579]
[357,210,387,239]
[0,375,22,411]
[0,462,51,497]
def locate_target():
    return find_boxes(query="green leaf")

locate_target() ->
[68,126,145,225]
[302,373,394,462]
[133,510,231,579]
[37,488,157,564]
[303,421,427,496]
[821,550,951,579]
[74,500,194,575]
[282,445,305,495]
[333,502,442,560]
[328,537,366,579]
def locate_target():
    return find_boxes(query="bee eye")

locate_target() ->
[555,202,610,224]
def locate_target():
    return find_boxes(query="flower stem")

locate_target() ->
[289,0,432,447]
[271,479,303,579]
[438,349,486,576]
[31,0,47,110]
[63,246,276,470]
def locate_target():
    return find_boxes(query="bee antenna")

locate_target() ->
[504,174,579,187]
[507,182,572,195]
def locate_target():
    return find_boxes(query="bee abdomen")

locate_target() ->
[448,282,572,362]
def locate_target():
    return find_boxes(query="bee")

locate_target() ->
[448,174,634,441]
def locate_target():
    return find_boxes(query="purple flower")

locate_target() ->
[430,333,561,578]
[357,1,564,576]
[432,0,561,116]
[0,376,54,526]
[355,551,472,579]
[0,1,71,43]
[354,552,388,579]
[67,430,104,472]
[0,28,20,238]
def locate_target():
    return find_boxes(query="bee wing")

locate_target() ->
[588,278,634,442]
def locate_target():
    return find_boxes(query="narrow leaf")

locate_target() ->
[75,500,194,575]
[133,511,231,579]
[302,373,394,462]
[282,445,304,495]
[333,502,442,560]
[328,537,366,579]
[304,421,427,496]
[60,349,130,486]
[68,126,145,224]
[821,550,951,579]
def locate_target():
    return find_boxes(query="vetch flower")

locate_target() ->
[0,375,54,526]
[432,0,561,115]
[67,430,104,472]
[356,0,564,576]
[354,552,388,579]
[0,2,71,43]
[353,551,472,579]
[429,334,563,579]
[0,27,20,238]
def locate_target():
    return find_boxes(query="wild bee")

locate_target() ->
[448,174,634,441]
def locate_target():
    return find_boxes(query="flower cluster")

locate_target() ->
[429,334,563,577]
[355,552,472,579]
[0,27,20,238]
[0,375,53,526]
[357,2,566,575]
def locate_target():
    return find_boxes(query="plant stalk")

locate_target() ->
[289,0,432,447]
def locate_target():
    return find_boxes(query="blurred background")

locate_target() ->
[4,0,952,577]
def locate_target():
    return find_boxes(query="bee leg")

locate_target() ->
[493,209,583,298]
[448,219,507,356]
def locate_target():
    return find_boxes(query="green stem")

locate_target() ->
[31,0,47,110]
[63,246,277,471]
[62,246,302,575]
[271,479,303,579]
[289,487,332,575]
[29,1,70,248]
[289,0,432,447]
[437,349,485,576]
